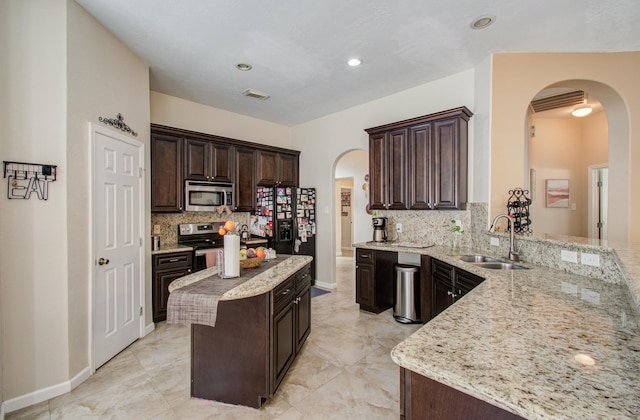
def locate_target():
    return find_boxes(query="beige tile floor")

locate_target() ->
[8,256,422,419]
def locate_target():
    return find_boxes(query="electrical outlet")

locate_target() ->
[490,237,499,247]
[153,224,161,235]
[396,223,402,233]
[581,253,600,267]
[454,219,462,228]
[581,288,601,304]
[561,250,578,263]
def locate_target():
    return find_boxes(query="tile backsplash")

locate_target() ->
[151,212,251,244]
[156,202,625,283]
[382,202,625,283]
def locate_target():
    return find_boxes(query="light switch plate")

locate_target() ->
[581,253,600,267]
[490,237,499,247]
[153,224,161,235]
[561,250,578,263]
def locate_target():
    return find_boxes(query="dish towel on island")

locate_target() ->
[203,249,217,268]
[167,277,246,327]
[166,258,289,327]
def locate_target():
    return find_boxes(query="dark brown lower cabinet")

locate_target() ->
[400,368,525,420]
[429,257,484,319]
[152,252,192,322]
[355,248,397,313]
[191,264,311,408]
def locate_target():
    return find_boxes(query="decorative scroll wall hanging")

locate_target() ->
[4,161,58,200]
[506,187,532,234]
[98,113,138,137]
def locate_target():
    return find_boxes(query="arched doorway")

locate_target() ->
[526,84,608,238]
[520,79,629,242]
[332,149,368,287]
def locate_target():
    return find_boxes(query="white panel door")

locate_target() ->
[93,125,142,369]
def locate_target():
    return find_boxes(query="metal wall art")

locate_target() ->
[506,187,532,234]
[98,113,138,137]
[4,161,58,200]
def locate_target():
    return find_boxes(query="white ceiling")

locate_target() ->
[75,0,640,126]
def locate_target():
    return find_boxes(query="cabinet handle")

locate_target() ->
[169,258,179,262]
[281,288,291,296]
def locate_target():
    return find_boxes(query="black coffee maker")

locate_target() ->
[372,217,388,242]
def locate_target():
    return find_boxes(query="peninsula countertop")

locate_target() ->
[167,255,313,300]
[354,242,640,419]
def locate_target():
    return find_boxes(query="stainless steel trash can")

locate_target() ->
[393,264,421,323]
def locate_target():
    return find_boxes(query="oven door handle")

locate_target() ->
[195,248,221,256]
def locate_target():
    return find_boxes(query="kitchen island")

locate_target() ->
[167,255,313,409]
[354,242,640,419]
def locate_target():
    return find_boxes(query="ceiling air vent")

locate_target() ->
[242,89,270,100]
[530,90,585,113]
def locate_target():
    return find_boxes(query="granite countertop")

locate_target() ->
[167,255,313,301]
[151,243,193,255]
[354,242,640,419]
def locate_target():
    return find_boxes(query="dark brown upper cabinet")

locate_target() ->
[257,150,299,187]
[151,124,300,213]
[235,147,257,212]
[365,106,472,211]
[184,138,234,183]
[151,132,184,212]
[368,129,409,210]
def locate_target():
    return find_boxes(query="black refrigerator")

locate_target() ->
[251,186,316,282]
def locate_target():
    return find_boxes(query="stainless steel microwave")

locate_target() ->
[184,181,234,212]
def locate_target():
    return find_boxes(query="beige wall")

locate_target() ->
[491,52,640,244]
[67,0,151,374]
[0,0,7,409]
[151,92,292,149]
[1,0,70,401]
[0,0,150,409]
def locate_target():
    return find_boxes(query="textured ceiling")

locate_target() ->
[75,0,640,126]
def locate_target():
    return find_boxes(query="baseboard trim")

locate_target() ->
[70,366,91,391]
[1,400,6,420]
[314,279,337,290]
[3,366,91,414]
[145,322,155,336]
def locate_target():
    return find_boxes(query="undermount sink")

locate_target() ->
[454,255,502,263]
[472,262,528,270]
[453,255,529,270]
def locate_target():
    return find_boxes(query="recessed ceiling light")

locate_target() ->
[235,63,252,71]
[347,58,362,67]
[470,15,496,29]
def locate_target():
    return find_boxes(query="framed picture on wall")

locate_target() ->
[545,179,569,208]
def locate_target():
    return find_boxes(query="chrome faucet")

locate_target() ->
[489,214,519,261]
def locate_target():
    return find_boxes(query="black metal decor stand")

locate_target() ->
[506,188,532,233]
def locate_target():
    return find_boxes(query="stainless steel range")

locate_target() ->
[178,223,225,272]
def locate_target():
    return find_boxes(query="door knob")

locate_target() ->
[98,257,110,265]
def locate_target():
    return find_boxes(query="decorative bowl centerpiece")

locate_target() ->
[239,247,267,269]
[240,256,265,269]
